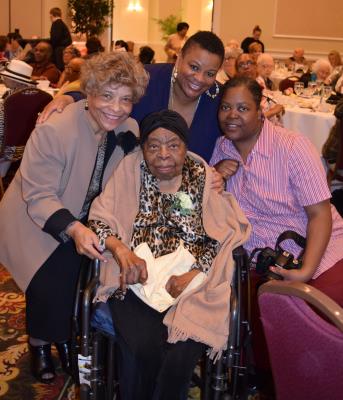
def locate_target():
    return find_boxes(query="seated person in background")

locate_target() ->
[236,54,284,123]
[322,100,343,217]
[236,53,257,80]
[138,45,155,64]
[61,45,81,69]
[256,53,275,90]
[216,46,242,84]
[0,59,37,97]
[226,38,241,49]
[164,22,189,63]
[241,25,264,54]
[56,45,81,87]
[211,77,343,307]
[6,32,24,60]
[327,50,343,87]
[0,36,9,63]
[30,40,61,84]
[114,39,128,52]
[17,39,36,64]
[84,36,105,59]
[0,59,37,148]
[56,57,84,95]
[248,41,262,63]
[311,58,333,84]
[285,48,308,72]
[127,41,135,53]
[87,109,250,400]
[335,73,343,94]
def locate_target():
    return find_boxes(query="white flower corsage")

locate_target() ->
[170,191,194,216]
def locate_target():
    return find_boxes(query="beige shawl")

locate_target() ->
[89,150,251,358]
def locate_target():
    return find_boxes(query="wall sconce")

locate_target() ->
[128,1,143,11]
[206,0,213,11]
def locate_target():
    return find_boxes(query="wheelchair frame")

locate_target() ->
[68,246,254,400]
[202,246,256,400]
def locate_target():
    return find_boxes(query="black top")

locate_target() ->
[50,18,72,49]
[241,37,265,53]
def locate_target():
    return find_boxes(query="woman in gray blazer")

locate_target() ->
[0,52,148,383]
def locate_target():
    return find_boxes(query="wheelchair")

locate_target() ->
[69,258,119,400]
[67,246,255,400]
[201,246,257,400]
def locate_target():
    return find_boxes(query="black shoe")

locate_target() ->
[29,343,55,384]
[55,341,72,375]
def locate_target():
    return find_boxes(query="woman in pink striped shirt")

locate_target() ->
[210,76,343,306]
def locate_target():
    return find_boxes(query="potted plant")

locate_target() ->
[154,14,181,41]
[68,0,113,38]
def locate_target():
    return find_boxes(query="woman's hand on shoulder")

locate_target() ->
[108,239,148,291]
[67,221,106,261]
[37,95,74,123]
[165,269,200,298]
[213,159,239,181]
[211,168,226,193]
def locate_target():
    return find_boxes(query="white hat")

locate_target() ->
[0,59,37,85]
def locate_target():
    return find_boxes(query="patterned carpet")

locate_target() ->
[0,264,76,400]
[0,263,202,400]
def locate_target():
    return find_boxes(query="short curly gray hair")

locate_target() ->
[80,52,149,103]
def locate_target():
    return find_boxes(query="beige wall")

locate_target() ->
[0,0,68,38]
[112,0,212,61]
[0,0,10,35]
[2,0,341,61]
[214,0,343,59]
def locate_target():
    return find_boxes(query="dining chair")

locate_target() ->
[0,87,52,198]
[278,75,300,92]
[258,280,343,400]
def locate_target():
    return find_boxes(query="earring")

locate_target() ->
[85,99,89,110]
[205,81,220,99]
[171,67,178,83]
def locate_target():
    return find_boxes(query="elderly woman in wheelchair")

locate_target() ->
[84,109,250,400]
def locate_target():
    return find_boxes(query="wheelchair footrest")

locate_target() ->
[78,354,92,386]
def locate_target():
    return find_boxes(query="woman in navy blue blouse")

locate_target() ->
[38,31,225,162]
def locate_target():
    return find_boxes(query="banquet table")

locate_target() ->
[270,92,336,154]
[282,105,336,154]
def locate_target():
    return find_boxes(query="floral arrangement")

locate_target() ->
[170,191,194,216]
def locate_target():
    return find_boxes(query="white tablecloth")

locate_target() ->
[283,106,336,153]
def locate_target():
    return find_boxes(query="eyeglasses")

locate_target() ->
[237,61,255,69]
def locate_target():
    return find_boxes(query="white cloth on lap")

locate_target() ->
[130,242,206,312]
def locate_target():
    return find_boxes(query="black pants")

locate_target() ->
[109,290,206,400]
[25,241,87,342]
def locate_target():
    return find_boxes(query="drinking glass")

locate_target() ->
[307,81,317,97]
[322,85,332,101]
[294,82,304,96]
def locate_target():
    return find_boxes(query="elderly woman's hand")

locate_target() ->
[37,95,74,123]
[165,269,200,298]
[213,159,239,181]
[106,237,148,291]
[67,221,107,261]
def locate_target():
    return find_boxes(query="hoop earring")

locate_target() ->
[206,81,220,99]
[171,67,178,83]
